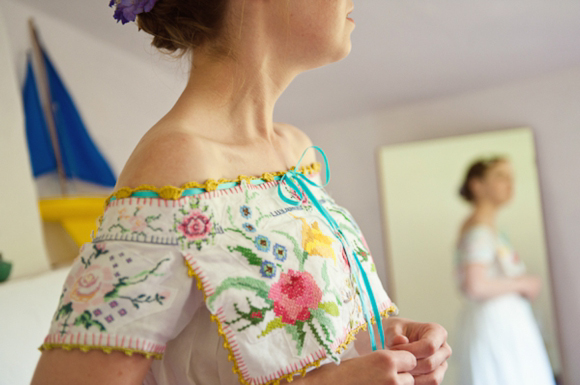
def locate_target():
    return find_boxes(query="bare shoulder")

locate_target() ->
[115,125,215,190]
[459,217,495,240]
[274,122,317,166]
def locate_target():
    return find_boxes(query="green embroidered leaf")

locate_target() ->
[260,317,285,337]
[339,223,359,238]
[272,230,307,270]
[108,223,129,234]
[255,206,271,227]
[320,261,343,306]
[73,310,106,332]
[245,190,259,204]
[318,301,339,316]
[228,245,262,266]
[321,261,331,290]
[371,263,376,272]
[55,302,73,320]
[224,228,253,242]
[227,206,235,226]
[104,288,119,301]
[310,308,337,342]
[329,208,360,233]
[208,277,272,310]
[104,259,170,302]
[145,214,161,222]
[307,319,334,358]
[285,321,307,355]
[301,250,310,269]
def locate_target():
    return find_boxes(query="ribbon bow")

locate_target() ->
[278,146,386,351]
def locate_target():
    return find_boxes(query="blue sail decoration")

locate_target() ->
[23,48,116,187]
[23,57,56,177]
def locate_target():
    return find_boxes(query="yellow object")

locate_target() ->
[39,197,106,247]
[297,217,337,264]
[38,343,162,360]
[106,162,321,206]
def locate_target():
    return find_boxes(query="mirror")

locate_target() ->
[377,127,561,384]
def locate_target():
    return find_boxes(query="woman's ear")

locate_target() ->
[468,177,483,201]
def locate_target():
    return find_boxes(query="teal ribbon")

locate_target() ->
[278,146,385,351]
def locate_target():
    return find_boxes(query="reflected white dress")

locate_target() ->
[455,225,555,385]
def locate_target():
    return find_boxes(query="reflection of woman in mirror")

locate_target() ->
[455,157,555,385]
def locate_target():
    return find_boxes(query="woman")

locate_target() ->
[31,1,450,384]
[455,157,555,385]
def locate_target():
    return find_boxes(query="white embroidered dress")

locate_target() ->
[40,164,397,385]
[455,225,555,385]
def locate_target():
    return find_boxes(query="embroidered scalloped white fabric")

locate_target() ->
[41,174,396,385]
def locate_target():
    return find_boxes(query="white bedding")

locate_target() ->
[0,266,71,385]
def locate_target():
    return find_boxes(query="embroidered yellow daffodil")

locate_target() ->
[297,217,336,263]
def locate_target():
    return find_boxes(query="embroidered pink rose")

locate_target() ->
[129,215,147,232]
[268,269,322,325]
[95,243,107,252]
[63,265,115,313]
[178,210,212,241]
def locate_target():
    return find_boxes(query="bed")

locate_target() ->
[0,266,71,385]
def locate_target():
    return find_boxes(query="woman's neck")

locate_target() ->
[166,45,299,145]
[471,200,500,227]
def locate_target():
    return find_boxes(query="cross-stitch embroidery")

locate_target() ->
[53,244,172,336]
[207,209,343,360]
[174,197,217,250]
[107,206,163,238]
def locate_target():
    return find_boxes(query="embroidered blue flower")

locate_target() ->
[272,243,288,262]
[260,261,276,279]
[109,0,158,24]
[254,235,270,252]
[243,223,256,233]
[240,205,252,219]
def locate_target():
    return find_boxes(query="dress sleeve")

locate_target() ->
[457,226,497,265]
[39,199,202,360]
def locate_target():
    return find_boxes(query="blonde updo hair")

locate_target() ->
[137,0,230,57]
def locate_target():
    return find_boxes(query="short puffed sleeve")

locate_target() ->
[457,225,498,265]
[39,197,203,360]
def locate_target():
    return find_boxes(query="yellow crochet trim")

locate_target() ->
[106,162,321,206]
[335,305,399,354]
[184,258,398,385]
[38,343,163,360]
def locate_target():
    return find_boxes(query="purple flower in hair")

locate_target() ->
[109,0,158,24]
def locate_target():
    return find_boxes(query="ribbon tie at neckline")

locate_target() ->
[277,146,386,352]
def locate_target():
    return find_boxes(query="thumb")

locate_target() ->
[390,334,409,347]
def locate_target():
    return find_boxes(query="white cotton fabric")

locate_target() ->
[455,225,556,385]
[41,171,393,385]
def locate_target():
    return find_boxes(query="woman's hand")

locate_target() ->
[286,348,418,385]
[385,317,451,385]
[517,274,542,301]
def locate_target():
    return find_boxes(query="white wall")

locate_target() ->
[303,66,580,384]
[0,4,49,278]
[1,0,186,177]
